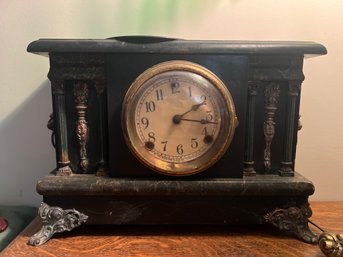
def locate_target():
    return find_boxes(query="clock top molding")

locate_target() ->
[27,36,326,56]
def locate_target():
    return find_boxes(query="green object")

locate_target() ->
[0,206,37,251]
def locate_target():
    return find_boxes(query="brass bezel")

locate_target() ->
[121,60,237,176]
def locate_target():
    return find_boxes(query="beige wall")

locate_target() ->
[0,0,342,206]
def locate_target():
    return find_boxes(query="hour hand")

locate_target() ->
[172,101,206,124]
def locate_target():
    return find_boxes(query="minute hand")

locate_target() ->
[180,118,218,124]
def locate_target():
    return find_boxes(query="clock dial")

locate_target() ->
[136,74,220,163]
[122,61,237,176]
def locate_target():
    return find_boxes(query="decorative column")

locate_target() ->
[94,79,108,176]
[279,80,302,176]
[263,82,280,172]
[243,81,258,176]
[51,79,72,176]
[74,82,89,173]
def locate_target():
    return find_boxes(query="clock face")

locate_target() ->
[122,60,237,176]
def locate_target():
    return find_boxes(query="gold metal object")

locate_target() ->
[263,82,280,171]
[319,232,343,257]
[309,220,343,257]
[74,82,89,173]
[122,60,237,176]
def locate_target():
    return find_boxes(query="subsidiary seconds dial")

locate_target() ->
[122,60,237,176]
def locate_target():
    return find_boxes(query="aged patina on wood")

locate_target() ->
[27,37,326,245]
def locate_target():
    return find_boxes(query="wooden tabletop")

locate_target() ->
[2,202,342,257]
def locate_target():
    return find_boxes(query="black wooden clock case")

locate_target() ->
[27,36,326,245]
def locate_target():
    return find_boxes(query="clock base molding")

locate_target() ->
[32,172,317,244]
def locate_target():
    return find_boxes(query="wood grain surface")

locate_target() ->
[2,202,342,257]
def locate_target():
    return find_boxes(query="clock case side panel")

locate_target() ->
[48,53,108,175]
[107,54,249,178]
[249,55,304,174]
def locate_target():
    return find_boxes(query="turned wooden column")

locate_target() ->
[94,79,108,176]
[243,81,258,176]
[50,79,72,176]
[279,80,302,176]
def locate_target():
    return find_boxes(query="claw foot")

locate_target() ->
[264,203,318,243]
[28,202,88,246]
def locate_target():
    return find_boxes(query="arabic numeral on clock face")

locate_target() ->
[171,82,180,94]
[161,141,168,151]
[145,132,156,150]
[206,111,213,121]
[145,101,155,112]
[141,117,149,129]
[148,132,156,143]
[202,127,208,135]
[176,144,184,155]
[191,138,198,149]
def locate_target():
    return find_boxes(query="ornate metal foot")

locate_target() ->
[264,203,318,243]
[28,202,88,246]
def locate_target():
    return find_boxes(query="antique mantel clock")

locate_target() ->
[26,36,326,246]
